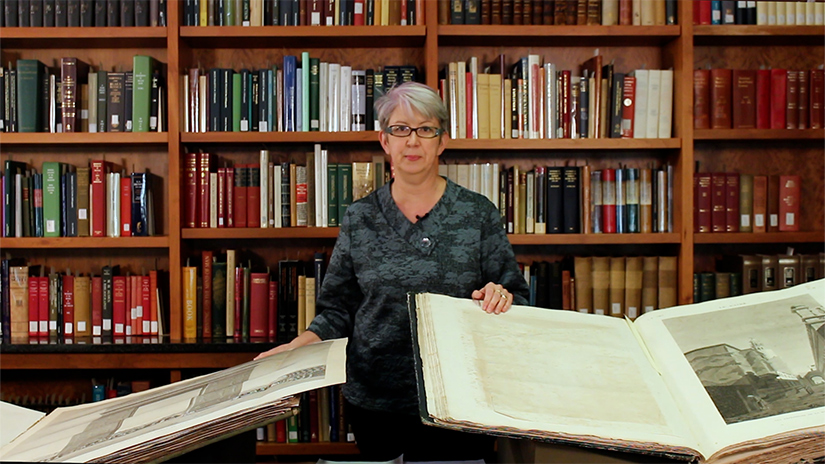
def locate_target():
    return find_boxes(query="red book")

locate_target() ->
[778,175,800,232]
[621,75,636,137]
[275,420,287,443]
[91,275,102,336]
[810,68,824,129]
[217,167,226,228]
[309,0,323,24]
[234,164,248,228]
[184,151,198,228]
[694,69,710,129]
[62,274,75,340]
[710,68,732,129]
[309,389,320,442]
[798,70,809,129]
[725,173,739,232]
[90,160,109,237]
[353,0,365,24]
[120,175,132,236]
[561,71,571,138]
[268,279,278,340]
[113,275,127,336]
[755,69,771,129]
[698,0,712,24]
[786,70,799,130]
[149,270,158,335]
[129,275,138,335]
[601,168,616,233]
[28,276,39,339]
[250,272,269,338]
[619,0,631,24]
[226,167,235,227]
[141,275,150,335]
[694,172,712,233]
[711,172,727,232]
[246,164,261,228]
[732,69,756,129]
[202,250,213,339]
[770,68,787,129]
[198,152,212,228]
[37,276,49,337]
[466,70,474,138]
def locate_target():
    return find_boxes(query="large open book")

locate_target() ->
[409,280,825,464]
[0,338,347,463]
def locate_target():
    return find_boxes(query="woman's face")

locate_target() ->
[379,105,448,179]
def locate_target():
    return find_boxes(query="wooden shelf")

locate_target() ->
[694,129,824,140]
[446,138,681,150]
[694,231,825,244]
[509,233,680,245]
[0,236,170,249]
[180,131,377,144]
[0,351,258,370]
[693,25,825,45]
[256,442,359,455]
[0,132,168,145]
[0,27,168,48]
[182,228,340,239]
[437,25,680,46]
[180,25,426,48]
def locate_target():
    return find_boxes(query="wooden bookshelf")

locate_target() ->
[257,442,359,455]
[0,237,170,249]
[693,231,825,245]
[0,132,169,144]
[694,129,825,140]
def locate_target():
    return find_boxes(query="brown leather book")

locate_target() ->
[513,0,523,23]
[693,69,711,129]
[561,269,572,310]
[520,0,531,23]
[574,256,593,313]
[786,69,799,130]
[714,272,731,300]
[481,0,492,23]
[530,0,542,23]
[501,0,513,23]
[767,174,780,232]
[798,69,809,129]
[60,57,91,133]
[711,172,727,233]
[732,69,756,129]
[554,0,566,23]
[718,255,761,294]
[586,0,600,23]
[565,0,577,23]
[491,0,502,23]
[694,171,712,233]
[618,0,631,24]
[641,256,658,313]
[654,0,666,24]
[738,173,753,233]
[591,256,610,316]
[710,68,732,129]
[576,0,587,23]
[657,256,677,309]
[609,256,625,317]
[752,175,767,233]
[624,256,643,320]
[810,68,824,129]
[777,254,801,289]
[756,69,771,129]
[759,254,779,292]
[438,0,450,23]
[801,254,819,283]
[543,0,554,23]
[778,175,800,232]
[725,173,739,232]
[640,168,653,233]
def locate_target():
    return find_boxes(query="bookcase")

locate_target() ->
[1,0,822,459]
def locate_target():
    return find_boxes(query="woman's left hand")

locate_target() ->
[472,282,513,314]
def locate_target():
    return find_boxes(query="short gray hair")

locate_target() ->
[374,82,449,135]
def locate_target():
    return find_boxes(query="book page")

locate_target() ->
[0,338,347,463]
[635,279,825,459]
[414,293,698,454]
[0,402,46,447]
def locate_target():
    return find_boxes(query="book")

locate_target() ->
[410,280,825,464]
[0,339,348,463]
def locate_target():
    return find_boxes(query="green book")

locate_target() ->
[223,0,235,25]
[287,416,299,443]
[301,51,310,132]
[327,163,338,227]
[132,55,157,132]
[698,272,715,303]
[42,162,63,237]
[309,57,320,131]
[15,59,45,132]
[212,260,227,339]
[337,163,352,222]
[232,73,241,132]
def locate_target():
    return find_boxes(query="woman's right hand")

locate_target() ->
[254,330,322,360]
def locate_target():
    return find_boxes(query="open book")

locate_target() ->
[0,338,347,463]
[409,280,825,464]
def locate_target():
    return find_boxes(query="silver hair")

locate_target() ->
[374,81,450,135]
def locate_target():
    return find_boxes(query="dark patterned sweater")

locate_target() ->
[307,177,530,415]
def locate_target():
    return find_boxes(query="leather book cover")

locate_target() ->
[641,256,658,313]
[697,272,714,302]
[777,254,801,289]
[112,274,126,337]
[785,69,799,129]
[752,175,767,233]
[755,68,771,129]
[710,68,732,129]
[694,171,712,233]
[618,0,630,23]
[182,265,197,340]
[778,175,799,232]
[732,69,756,128]
[564,0,576,23]
[74,275,91,337]
[798,70,808,129]
[9,265,28,342]
[810,68,823,129]
[770,68,787,129]
[657,256,677,309]
[201,250,213,339]
[725,172,739,232]
[60,58,90,133]
[90,160,110,237]
[553,0,565,23]
[591,256,609,315]
[247,163,261,228]
[586,0,598,23]
[624,256,643,320]
[91,275,102,336]
[60,273,74,340]
[249,271,269,338]
[28,274,39,339]
[714,272,730,300]
[235,164,248,228]
[562,166,580,233]
[573,256,592,313]
[120,174,131,237]
[620,74,636,137]
[601,168,616,233]
[767,174,780,232]
[710,172,726,233]
[759,254,778,292]
[183,152,198,228]
[738,173,753,233]
[542,0,553,23]
[575,0,585,23]
[198,152,212,228]
[801,254,819,283]
[640,168,653,233]
[609,257,626,317]
[76,167,90,237]
[580,55,603,137]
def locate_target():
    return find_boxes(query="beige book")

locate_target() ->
[654,0,666,24]
[503,79,512,140]
[351,162,374,201]
[489,73,502,140]
[226,249,236,335]
[624,257,643,320]
[738,174,753,232]
[9,266,28,342]
[305,277,316,331]
[477,73,491,139]
[641,256,658,314]
[657,256,677,309]
[74,275,91,337]
[591,257,610,316]
[76,167,90,237]
[573,257,593,314]
[457,61,467,139]
[609,257,626,317]
[297,274,307,335]
[714,272,731,300]
[640,0,655,24]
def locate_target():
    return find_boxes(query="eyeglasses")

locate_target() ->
[384,125,444,139]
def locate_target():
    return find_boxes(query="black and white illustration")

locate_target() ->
[663,295,825,424]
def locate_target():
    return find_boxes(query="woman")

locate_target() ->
[256,82,529,461]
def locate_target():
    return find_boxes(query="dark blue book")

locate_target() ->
[240,69,250,131]
[283,55,297,132]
